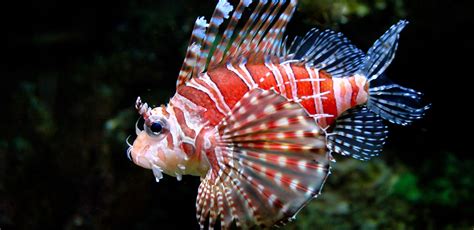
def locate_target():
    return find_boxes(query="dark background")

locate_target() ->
[2,0,472,229]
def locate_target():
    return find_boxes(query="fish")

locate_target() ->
[128,0,430,228]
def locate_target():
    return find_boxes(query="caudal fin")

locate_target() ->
[368,79,431,126]
[362,20,430,126]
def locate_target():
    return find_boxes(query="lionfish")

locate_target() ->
[128,0,429,228]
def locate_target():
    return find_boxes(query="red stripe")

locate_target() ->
[178,86,224,125]
[292,65,316,114]
[349,77,360,107]
[166,134,174,149]
[319,71,337,126]
[277,65,292,99]
[195,127,216,177]
[208,67,249,109]
[181,142,195,158]
[173,107,196,138]
[246,64,279,92]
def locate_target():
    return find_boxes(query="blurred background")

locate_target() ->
[2,0,473,229]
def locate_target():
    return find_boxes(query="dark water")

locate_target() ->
[2,0,472,229]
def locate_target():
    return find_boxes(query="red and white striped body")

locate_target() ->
[174,62,369,130]
[131,62,369,179]
[160,62,369,176]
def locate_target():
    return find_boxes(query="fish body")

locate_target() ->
[128,0,430,228]
[133,64,368,182]
[178,64,368,128]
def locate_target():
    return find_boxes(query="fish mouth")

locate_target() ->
[127,131,160,169]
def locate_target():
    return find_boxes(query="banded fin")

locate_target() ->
[362,20,408,82]
[177,17,209,87]
[195,0,235,76]
[285,28,365,78]
[196,89,330,229]
[327,106,388,161]
[177,0,299,88]
[223,0,297,64]
[362,20,431,125]
[368,78,431,125]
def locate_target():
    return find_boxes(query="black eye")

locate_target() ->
[144,118,168,139]
[150,122,163,133]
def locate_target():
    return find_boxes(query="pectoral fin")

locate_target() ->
[196,89,331,229]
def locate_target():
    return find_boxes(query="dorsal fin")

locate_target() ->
[284,28,366,78]
[176,17,209,87]
[210,0,253,65]
[194,0,235,77]
[176,0,298,89]
[217,0,297,65]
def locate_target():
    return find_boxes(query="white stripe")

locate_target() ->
[278,156,287,167]
[290,179,300,192]
[341,78,353,111]
[354,74,369,105]
[307,66,324,116]
[172,93,207,137]
[268,194,277,207]
[332,78,352,114]
[274,172,283,186]
[238,61,258,88]
[297,160,307,171]
[200,73,231,112]
[291,91,330,103]
[282,63,298,100]
[265,57,286,95]
[332,78,343,115]
[187,80,228,116]
[226,62,253,89]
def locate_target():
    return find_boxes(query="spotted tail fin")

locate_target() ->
[196,89,330,229]
[362,20,430,125]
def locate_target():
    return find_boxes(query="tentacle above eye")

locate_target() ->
[136,96,152,123]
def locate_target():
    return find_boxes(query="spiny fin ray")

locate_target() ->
[177,0,299,88]
[284,28,366,78]
[327,106,388,161]
[196,89,330,229]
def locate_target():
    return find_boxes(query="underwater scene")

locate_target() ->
[2,0,473,229]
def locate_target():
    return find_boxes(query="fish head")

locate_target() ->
[129,97,207,181]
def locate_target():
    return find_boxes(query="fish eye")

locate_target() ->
[144,118,168,139]
[150,122,163,134]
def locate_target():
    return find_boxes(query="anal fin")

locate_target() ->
[327,106,388,161]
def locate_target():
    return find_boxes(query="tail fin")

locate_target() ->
[362,20,430,126]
